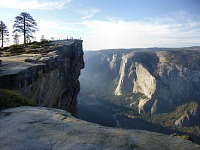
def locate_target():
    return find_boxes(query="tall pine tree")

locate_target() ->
[13,12,38,46]
[0,20,9,47]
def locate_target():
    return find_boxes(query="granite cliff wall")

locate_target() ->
[112,51,200,115]
[80,49,200,126]
[0,40,84,116]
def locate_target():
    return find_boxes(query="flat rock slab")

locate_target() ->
[0,54,44,76]
[0,107,199,150]
[0,39,77,77]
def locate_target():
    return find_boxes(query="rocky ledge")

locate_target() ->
[0,106,199,150]
[0,40,84,116]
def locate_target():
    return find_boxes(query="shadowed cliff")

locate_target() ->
[0,39,84,116]
[78,47,200,144]
[80,48,200,123]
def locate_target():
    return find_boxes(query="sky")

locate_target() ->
[0,0,200,50]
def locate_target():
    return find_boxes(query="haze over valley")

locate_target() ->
[78,47,200,144]
[1,0,200,149]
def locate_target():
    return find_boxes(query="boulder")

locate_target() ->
[0,106,199,150]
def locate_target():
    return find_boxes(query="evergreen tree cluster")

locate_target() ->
[0,20,9,47]
[0,12,38,47]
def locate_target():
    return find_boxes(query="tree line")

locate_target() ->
[0,12,38,47]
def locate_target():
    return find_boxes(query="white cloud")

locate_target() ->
[81,12,200,50]
[5,18,83,45]
[0,0,72,10]
[33,19,83,41]
[4,9,200,50]
[74,8,101,20]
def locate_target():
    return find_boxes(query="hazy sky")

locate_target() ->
[0,0,200,50]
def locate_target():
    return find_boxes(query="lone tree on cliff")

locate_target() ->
[40,35,46,42]
[13,12,38,46]
[0,20,9,47]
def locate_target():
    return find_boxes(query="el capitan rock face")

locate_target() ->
[80,48,200,125]
[0,40,84,116]
[0,106,199,150]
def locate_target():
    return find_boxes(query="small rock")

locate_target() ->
[7,48,13,52]
[24,58,34,62]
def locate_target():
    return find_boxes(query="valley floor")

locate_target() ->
[77,96,200,145]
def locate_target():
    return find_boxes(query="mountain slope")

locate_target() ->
[79,47,200,130]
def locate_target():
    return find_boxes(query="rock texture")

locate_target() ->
[175,114,190,127]
[112,51,200,114]
[175,103,200,127]
[0,106,199,150]
[0,40,84,116]
[80,48,200,122]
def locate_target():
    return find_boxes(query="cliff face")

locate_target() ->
[0,40,84,116]
[80,49,200,125]
[1,106,199,150]
[112,51,200,114]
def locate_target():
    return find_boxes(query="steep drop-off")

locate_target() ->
[0,40,84,116]
[80,48,200,126]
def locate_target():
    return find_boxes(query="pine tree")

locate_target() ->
[0,20,9,47]
[40,35,45,42]
[13,33,20,45]
[13,12,38,46]
[50,37,55,41]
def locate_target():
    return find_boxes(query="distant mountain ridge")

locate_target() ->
[80,46,200,128]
